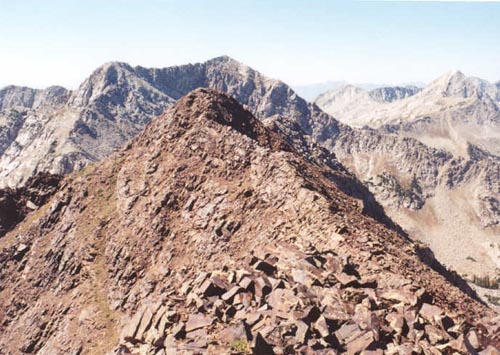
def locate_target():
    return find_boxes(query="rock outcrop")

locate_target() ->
[0,172,62,237]
[369,86,421,103]
[1,89,499,354]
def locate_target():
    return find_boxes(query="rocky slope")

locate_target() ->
[1,89,499,355]
[312,71,500,283]
[2,57,500,300]
[327,127,500,278]
[0,56,339,189]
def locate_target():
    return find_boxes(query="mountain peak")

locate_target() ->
[430,70,466,89]
[98,60,134,71]
[166,88,290,152]
[87,61,136,84]
[447,69,466,79]
[205,55,242,66]
[424,70,495,98]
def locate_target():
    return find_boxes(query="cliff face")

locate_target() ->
[1,89,498,355]
[369,86,421,103]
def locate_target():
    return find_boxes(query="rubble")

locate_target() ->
[113,242,500,354]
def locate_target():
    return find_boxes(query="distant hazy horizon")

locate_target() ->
[1,0,499,89]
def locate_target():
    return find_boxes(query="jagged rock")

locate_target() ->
[380,289,417,306]
[467,330,481,349]
[295,320,310,344]
[267,288,298,313]
[198,278,226,297]
[386,313,406,336]
[221,286,243,303]
[345,331,375,355]
[419,303,443,323]
[313,315,330,338]
[121,306,147,342]
[425,324,447,345]
[335,323,361,344]
[170,322,186,340]
[480,346,500,355]
[185,314,214,333]
[254,277,272,301]
[136,306,155,341]
[254,333,275,355]
[254,260,277,276]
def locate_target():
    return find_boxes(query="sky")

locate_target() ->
[0,0,499,89]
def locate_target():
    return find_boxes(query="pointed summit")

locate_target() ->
[205,54,239,64]
[425,70,495,98]
[166,88,290,152]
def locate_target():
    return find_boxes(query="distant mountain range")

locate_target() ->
[315,70,500,284]
[293,80,426,101]
[1,56,500,304]
[316,70,500,157]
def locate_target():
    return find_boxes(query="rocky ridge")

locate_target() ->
[0,56,339,189]
[1,89,499,354]
[2,56,500,298]
[369,86,421,104]
[315,71,500,156]
[0,56,392,232]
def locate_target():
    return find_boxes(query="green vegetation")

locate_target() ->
[230,339,251,354]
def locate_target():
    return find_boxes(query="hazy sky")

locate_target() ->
[1,0,499,89]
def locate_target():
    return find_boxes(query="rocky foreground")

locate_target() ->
[0,89,499,354]
[116,242,500,355]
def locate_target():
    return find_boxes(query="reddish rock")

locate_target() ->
[345,331,374,355]
[419,303,443,323]
[185,314,214,332]
[480,346,500,355]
